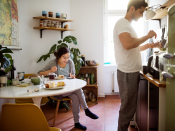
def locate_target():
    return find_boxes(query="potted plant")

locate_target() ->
[37,35,83,75]
[0,45,13,73]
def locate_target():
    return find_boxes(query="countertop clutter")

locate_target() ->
[140,71,166,88]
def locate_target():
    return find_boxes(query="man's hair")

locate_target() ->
[127,0,148,12]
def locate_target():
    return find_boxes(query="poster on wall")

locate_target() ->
[0,0,20,49]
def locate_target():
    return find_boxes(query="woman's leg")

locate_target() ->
[68,93,80,123]
[74,89,88,109]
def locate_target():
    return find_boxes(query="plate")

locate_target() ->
[55,77,66,80]
[43,85,65,90]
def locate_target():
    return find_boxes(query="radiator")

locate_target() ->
[112,71,119,93]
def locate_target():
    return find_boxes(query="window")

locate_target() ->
[104,0,148,65]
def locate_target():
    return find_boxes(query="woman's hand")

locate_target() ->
[147,42,162,49]
[70,73,76,79]
[51,66,57,73]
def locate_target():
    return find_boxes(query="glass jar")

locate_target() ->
[88,91,93,101]
[43,21,47,27]
[55,22,58,28]
[91,94,96,103]
[83,89,88,103]
[47,21,51,27]
[49,12,53,17]
[39,20,43,27]
[59,22,61,28]
[0,75,7,87]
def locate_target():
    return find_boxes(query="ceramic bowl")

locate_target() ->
[31,77,40,85]
[86,60,98,66]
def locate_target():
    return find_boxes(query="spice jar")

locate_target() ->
[49,12,53,17]
[64,24,68,29]
[47,21,51,27]
[43,21,47,27]
[51,21,54,28]
[59,22,61,28]
[56,13,60,18]
[90,73,94,84]
[55,22,59,28]
[87,76,90,85]
[39,20,43,27]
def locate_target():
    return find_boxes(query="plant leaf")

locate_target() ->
[58,40,62,44]
[63,36,72,43]
[49,44,57,54]
[1,48,13,54]
[37,55,44,63]
[57,45,62,51]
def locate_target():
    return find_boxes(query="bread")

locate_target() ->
[45,82,55,88]
[57,81,65,86]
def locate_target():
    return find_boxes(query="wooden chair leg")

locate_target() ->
[53,100,60,127]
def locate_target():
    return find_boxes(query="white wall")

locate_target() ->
[70,0,104,96]
[0,0,71,114]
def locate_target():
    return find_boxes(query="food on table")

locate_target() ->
[45,82,55,88]
[57,81,65,86]
[58,75,64,78]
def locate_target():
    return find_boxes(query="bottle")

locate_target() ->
[87,77,90,85]
[10,59,16,80]
[90,73,94,84]
[81,55,85,66]
[43,21,47,27]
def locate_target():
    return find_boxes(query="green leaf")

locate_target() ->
[37,55,44,63]
[74,49,79,56]
[70,36,77,45]
[63,36,72,43]
[1,48,13,54]
[70,52,74,60]
[44,55,49,61]
[49,44,57,54]
[58,40,62,44]
[5,66,12,73]
[60,43,68,48]
[57,45,62,51]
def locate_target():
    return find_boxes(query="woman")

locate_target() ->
[38,47,98,130]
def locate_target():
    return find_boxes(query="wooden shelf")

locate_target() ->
[33,16,74,22]
[33,27,75,31]
[33,16,74,38]
[152,0,175,20]
[81,66,97,69]
[86,83,98,87]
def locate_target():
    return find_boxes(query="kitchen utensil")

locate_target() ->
[31,77,40,85]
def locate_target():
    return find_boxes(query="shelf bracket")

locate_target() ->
[61,31,65,39]
[40,29,45,38]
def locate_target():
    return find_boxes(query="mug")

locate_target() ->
[49,73,57,80]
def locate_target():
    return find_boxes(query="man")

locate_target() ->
[113,0,160,131]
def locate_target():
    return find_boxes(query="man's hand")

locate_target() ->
[147,30,157,39]
[51,66,57,73]
[147,42,162,49]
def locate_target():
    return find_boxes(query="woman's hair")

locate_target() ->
[127,0,148,12]
[54,47,70,60]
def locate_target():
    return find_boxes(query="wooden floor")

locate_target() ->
[41,97,138,131]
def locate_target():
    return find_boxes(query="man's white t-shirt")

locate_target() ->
[113,18,142,73]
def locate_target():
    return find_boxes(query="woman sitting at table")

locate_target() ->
[38,47,98,130]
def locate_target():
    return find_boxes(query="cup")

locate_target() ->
[49,73,57,80]
[56,13,60,18]
[42,11,47,17]
[17,72,25,81]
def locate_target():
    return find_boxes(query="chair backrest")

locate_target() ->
[0,103,50,131]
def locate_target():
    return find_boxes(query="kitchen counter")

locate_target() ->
[140,71,166,88]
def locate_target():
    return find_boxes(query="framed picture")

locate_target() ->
[0,0,21,50]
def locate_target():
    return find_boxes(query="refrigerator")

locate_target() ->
[166,3,175,131]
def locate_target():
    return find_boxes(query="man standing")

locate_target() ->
[113,0,159,131]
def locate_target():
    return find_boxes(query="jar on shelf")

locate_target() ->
[88,91,93,101]
[42,11,47,17]
[47,21,51,27]
[87,76,90,85]
[49,12,53,17]
[56,13,60,18]
[59,22,61,28]
[39,20,43,27]
[51,21,54,28]
[83,89,88,102]
[43,21,47,27]
[55,22,59,28]
[91,94,96,103]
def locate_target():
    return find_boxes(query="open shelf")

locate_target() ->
[152,0,175,20]
[33,16,74,22]
[33,16,74,38]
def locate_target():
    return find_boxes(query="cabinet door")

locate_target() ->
[149,83,159,131]
[136,76,148,131]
